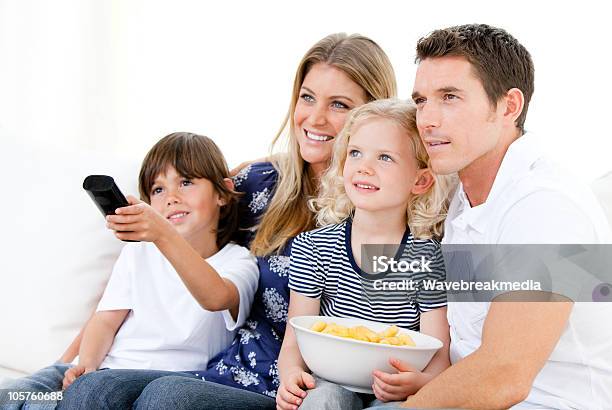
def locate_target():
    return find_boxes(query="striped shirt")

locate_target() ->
[289,218,446,330]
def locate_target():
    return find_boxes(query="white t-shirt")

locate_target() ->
[443,133,612,409]
[97,241,259,371]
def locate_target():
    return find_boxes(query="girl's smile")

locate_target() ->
[343,117,420,214]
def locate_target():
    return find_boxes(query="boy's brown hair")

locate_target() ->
[138,132,239,249]
[416,23,534,133]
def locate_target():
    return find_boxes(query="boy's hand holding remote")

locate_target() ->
[106,195,175,244]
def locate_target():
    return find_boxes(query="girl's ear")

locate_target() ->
[411,168,434,195]
[217,178,235,206]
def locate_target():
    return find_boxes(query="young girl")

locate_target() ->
[277,99,453,410]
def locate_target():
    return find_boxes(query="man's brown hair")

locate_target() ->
[138,132,239,249]
[416,24,534,133]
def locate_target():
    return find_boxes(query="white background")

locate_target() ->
[1,0,611,180]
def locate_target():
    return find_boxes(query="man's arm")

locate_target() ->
[403,299,573,409]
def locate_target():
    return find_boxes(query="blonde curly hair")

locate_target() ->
[310,98,456,240]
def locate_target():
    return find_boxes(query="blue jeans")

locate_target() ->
[135,375,276,409]
[56,369,275,410]
[0,362,71,410]
[56,368,194,410]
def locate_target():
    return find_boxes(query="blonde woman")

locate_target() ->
[277,99,453,410]
[58,33,397,410]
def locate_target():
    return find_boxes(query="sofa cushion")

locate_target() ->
[0,142,138,374]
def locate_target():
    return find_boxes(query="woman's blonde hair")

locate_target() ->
[250,33,397,256]
[311,98,455,240]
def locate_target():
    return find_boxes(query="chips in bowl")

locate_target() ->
[291,315,443,393]
[310,321,416,346]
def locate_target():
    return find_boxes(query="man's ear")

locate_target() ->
[411,168,435,195]
[218,177,235,206]
[503,88,525,126]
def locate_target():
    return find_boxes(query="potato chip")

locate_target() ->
[309,321,415,346]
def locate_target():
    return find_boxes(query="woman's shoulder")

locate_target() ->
[232,161,279,246]
[233,161,278,192]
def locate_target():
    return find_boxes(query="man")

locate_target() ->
[406,24,612,409]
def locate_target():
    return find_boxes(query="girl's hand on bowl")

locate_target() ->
[372,357,428,402]
[276,368,316,410]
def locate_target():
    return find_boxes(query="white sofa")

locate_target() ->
[0,142,138,384]
[1,143,611,385]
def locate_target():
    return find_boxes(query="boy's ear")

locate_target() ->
[411,169,434,195]
[217,177,235,206]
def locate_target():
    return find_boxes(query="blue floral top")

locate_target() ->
[191,162,290,398]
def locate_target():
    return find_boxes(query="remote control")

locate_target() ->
[83,175,139,242]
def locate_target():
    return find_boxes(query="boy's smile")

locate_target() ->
[166,210,190,223]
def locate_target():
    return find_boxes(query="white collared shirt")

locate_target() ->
[443,133,612,409]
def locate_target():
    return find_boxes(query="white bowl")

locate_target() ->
[290,315,443,393]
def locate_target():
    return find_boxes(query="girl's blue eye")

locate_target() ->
[300,93,315,103]
[181,180,193,187]
[348,149,361,158]
[151,187,163,195]
[379,154,393,162]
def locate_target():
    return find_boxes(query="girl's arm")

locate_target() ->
[106,196,241,319]
[62,309,129,389]
[371,307,450,402]
[276,291,321,410]
[419,307,451,377]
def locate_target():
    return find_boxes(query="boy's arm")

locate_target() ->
[402,300,572,409]
[58,314,92,363]
[154,228,240,319]
[108,197,242,319]
[77,309,129,370]
[62,309,129,389]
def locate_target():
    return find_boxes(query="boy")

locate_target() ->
[2,132,259,409]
